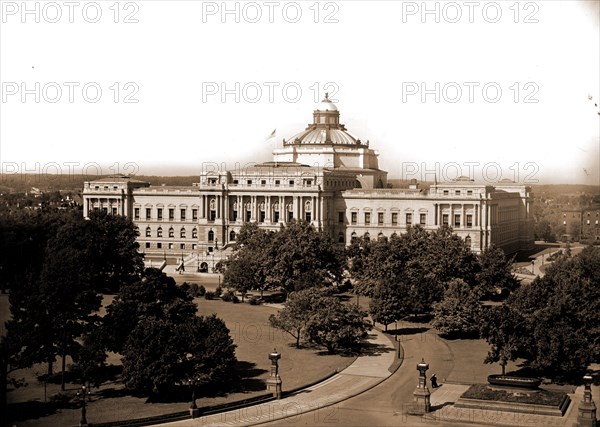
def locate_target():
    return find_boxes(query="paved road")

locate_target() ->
[154,328,397,427]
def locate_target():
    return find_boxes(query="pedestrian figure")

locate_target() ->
[430,373,438,388]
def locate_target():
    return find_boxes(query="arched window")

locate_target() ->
[192,228,198,239]
[465,235,472,248]
[180,228,186,238]
[145,227,151,237]
[364,232,370,242]
[208,230,214,242]
[229,230,236,241]
[169,227,174,238]
[157,227,163,238]
[338,232,345,243]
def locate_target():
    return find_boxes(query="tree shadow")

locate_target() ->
[7,399,74,423]
[387,326,430,336]
[224,360,268,394]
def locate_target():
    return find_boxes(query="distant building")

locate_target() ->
[82,95,535,262]
[562,205,600,242]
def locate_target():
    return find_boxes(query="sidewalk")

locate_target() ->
[155,328,397,427]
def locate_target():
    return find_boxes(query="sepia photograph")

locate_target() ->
[1,1,599,426]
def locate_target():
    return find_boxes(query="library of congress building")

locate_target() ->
[83,95,534,264]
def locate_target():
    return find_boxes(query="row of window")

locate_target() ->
[442,190,474,196]
[145,227,198,239]
[343,212,474,228]
[135,207,198,221]
[211,178,316,187]
[144,242,197,250]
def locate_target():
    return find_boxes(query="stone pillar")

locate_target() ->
[266,349,282,399]
[577,375,597,427]
[410,358,431,415]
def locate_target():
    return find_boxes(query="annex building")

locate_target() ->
[83,95,534,267]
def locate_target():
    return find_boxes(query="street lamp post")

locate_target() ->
[77,384,91,426]
[188,377,201,418]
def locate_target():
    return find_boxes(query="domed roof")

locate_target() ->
[316,98,338,111]
[287,127,360,145]
[283,94,367,147]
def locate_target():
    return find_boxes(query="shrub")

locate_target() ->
[231,295,240,304]
[248,296,262,305]
[214,286,222,297]
[205,291,215,300]
[221,291,235,302]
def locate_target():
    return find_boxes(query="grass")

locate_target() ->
[5,294,356,427]
[461,383,566,406]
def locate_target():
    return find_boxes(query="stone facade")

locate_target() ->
[83,95,535,260]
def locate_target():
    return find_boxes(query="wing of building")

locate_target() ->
[82,95,534,263]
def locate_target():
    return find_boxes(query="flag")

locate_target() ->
[265,129,276,141]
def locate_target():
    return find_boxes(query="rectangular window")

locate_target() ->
[443,190,449,195]
[247,180,252,186]
[338,212,344,224]
[364,212,371,225]
[180,209,185,221]
[134,208,140,220]
[246,211,251,222]
[378,212,384,225]
[454,214,461,227]
[192,209,198,220]
[261,180,266,186]
[420,213,426,225]
[287,211,293,222]
[466,214,473,228]
[274,211,280,222]
[169,209,175,220]
[467,190,473,196]
[145,242,151,249]
[112,207,118,215]
[305,179,312,187]
[392,213,398,225]
[232,210,238,221]
[305,212,312,222]
[351,212,357,225]
[260,211,266,223]
[442,214,449,226]
[157,242,162,249]
[406,213,412,226]
[209,210,216,221]
[180,243,185,250]
[289,180,294,187]
[146,208,151,220]
[455,190,461,196]
[275,180,280,186]
[169,243,174,249]
[157,208,163,220]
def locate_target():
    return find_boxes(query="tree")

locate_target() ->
[269,288,330,348]
[270,221,345,293]
[102,268,196,354]
[534,219,556,242]
[504,247,600,378]
[109,269,237,395]
[222,221,344,295]
[350,226,479,314]
[305,300,371,354]
[432,279,482,337]
[479,304,529,375]
[476,245,519,297]
[369,281,408,331]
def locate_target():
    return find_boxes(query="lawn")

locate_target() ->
[5,294,356,427]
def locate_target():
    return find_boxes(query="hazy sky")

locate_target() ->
[1,0,599,185]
